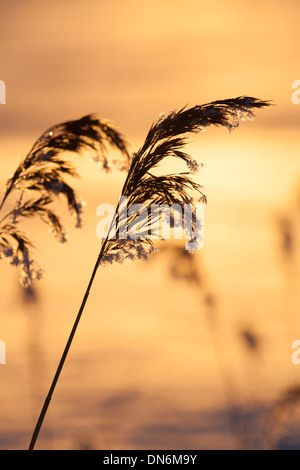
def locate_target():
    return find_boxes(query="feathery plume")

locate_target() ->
[28,96,271,449]
[0,114,129,286]
[99,96,271,265]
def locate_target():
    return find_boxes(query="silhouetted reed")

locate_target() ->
[99,96,270,265]
[25,96,270,449]
[0,114,129,287]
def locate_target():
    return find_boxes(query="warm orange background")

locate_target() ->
[0,0,300,450]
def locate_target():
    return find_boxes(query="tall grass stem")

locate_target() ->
[28,247,104,450]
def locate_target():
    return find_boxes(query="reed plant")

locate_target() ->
[0,96,270,449]
[0,114,129,286]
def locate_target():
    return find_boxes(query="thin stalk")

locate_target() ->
[28,245,104,450]
[28,171,131,450]
[0,192,8,212]
[0,177,15,212]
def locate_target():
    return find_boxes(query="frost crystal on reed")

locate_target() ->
[0,114,129,286]
[101,239,158,266]
[98,97,270,267]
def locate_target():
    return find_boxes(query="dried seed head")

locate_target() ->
[0,114,129,286]
[99,96,270,266]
